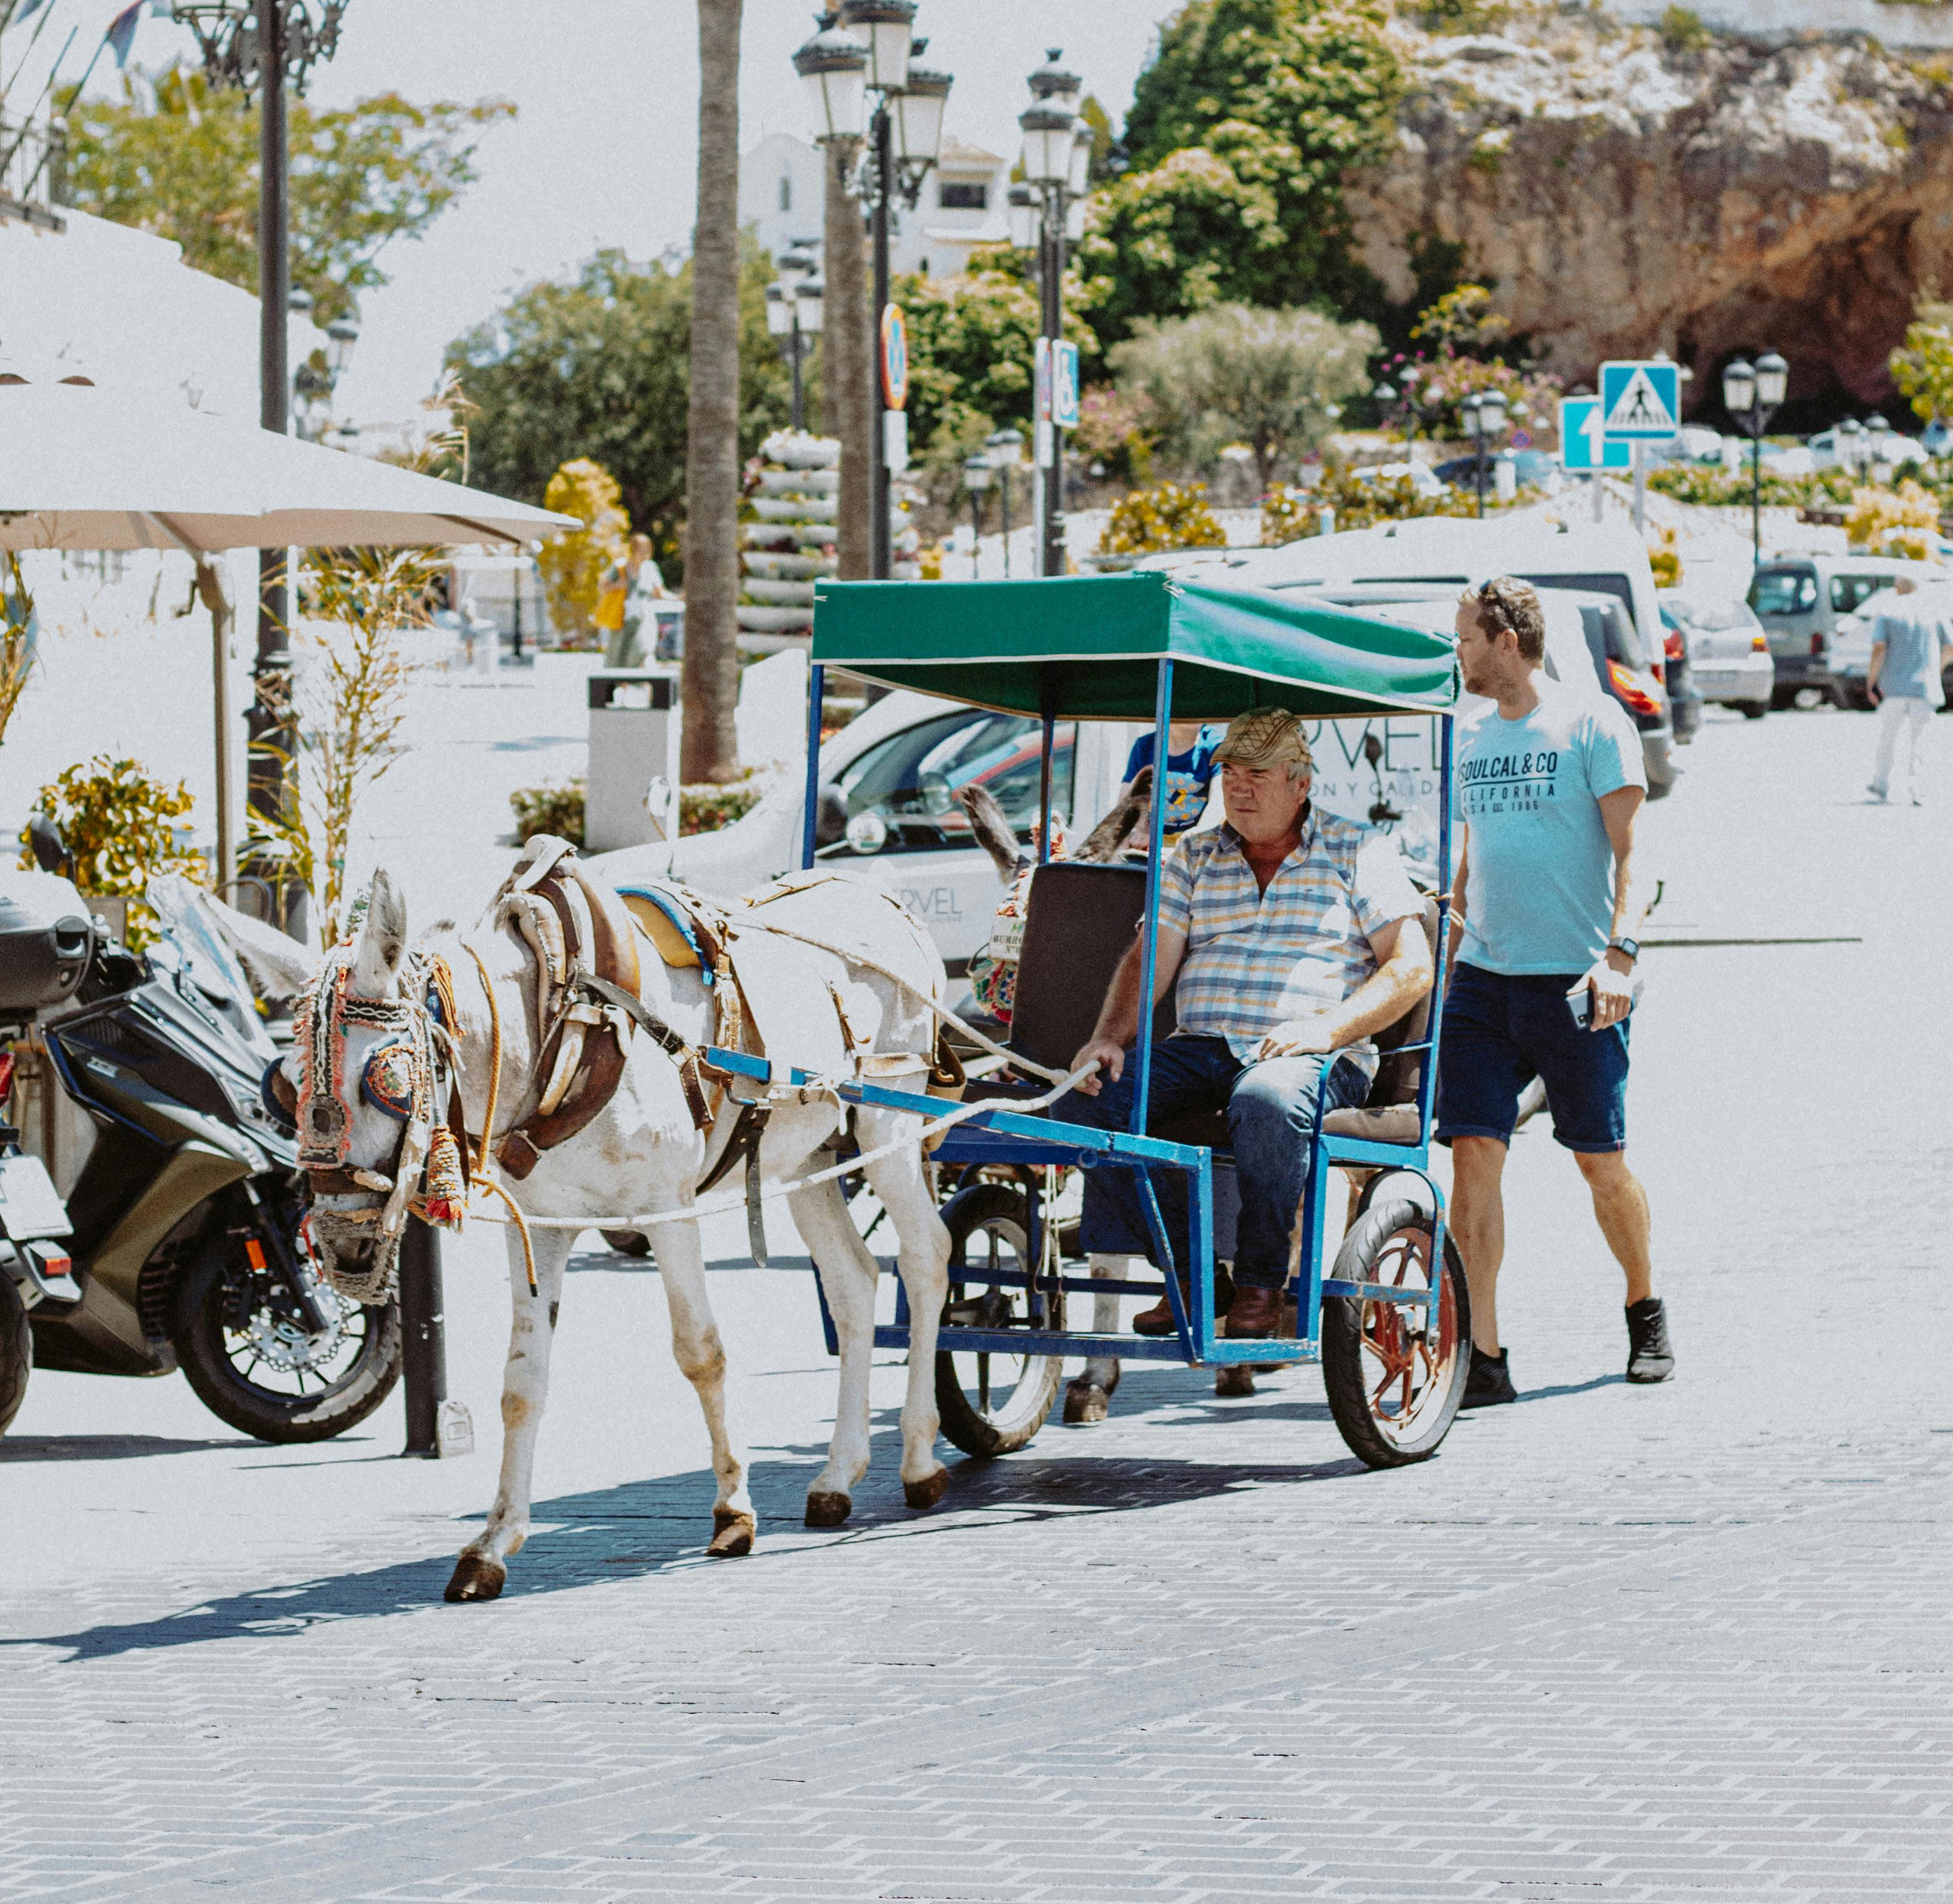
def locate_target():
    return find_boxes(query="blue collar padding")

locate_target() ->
[617,884,714,986]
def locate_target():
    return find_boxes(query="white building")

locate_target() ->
[736,131,1010,281]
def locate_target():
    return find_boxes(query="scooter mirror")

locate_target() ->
[1362,732,1384,769]
[27,814,69,877]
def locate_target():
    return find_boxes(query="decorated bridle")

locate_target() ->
[275,924,469,1304]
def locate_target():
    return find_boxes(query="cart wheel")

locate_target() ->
[1321,1197,1470,1469]
[934,1182,1062,1458]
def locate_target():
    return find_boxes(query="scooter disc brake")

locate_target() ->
[243,1305,346,1373]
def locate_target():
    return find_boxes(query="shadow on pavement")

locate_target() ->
[3,1407,1373,1662]
[0,1433,257,1463]
[1511,1373,1627,1405]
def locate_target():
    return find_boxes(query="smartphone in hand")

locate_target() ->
[1567,976,1644,1029]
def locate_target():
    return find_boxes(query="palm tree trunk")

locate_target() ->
[823,138,872,581]
[682,0,744,783]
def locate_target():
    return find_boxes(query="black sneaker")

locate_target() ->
[1625,1296,1675,1383]
[1461,1344,1517,1409]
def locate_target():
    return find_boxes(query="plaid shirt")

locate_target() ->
[1157,811,1424,1075]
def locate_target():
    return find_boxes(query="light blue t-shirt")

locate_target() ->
[1124,726,1223,833]
[1870,604,1947,706]
[1456,681,1645,976]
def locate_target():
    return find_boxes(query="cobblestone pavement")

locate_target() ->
[4,710,1951,1902]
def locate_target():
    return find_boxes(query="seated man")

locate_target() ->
[1067,706,1433,1359]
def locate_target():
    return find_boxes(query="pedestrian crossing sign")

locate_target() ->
[1559,397,1631,472]
[1599,360,1682,441]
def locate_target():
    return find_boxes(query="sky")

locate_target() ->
[3,1,1176,427]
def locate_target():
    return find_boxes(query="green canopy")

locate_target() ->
[810,571,1459,721]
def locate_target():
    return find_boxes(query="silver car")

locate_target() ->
[1660,596,1772,718]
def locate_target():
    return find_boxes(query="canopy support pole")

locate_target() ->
[801,662,825,871]
[194,556,236,897]
[1037,668,1055,864]
[1132,658,1173,1137]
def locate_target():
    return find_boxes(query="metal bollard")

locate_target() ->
[397,1216,474,1459]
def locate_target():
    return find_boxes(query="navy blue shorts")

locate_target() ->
[1435,962,1631,1154]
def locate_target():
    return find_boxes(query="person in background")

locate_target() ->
[605,534,669,670]
[1118,720,1223,841]
[1438,577,1672,1407]
[1866,572,1951,806]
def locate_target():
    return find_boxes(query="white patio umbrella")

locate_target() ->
[0,374,580,889]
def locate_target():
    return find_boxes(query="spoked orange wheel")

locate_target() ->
[1321,1197,1471,1468]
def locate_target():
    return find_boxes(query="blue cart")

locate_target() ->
[743,571,1467,1469]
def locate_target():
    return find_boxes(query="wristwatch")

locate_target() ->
[1607,935,1640,962]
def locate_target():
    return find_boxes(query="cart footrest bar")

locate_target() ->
[887,1325,1321,1365]
[1321,1279,1440,1306]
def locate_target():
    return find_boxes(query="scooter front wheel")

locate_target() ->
[172,1248,401,1443]
[0,1273,30,1436]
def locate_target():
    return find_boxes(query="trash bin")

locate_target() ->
[586,669,680,852]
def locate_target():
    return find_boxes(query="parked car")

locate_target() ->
[1746,554,1941,708]
[1205,516,1675,797]
[1659,595,1772,719]
[1431,449,1558,490]
[1349,459,1450,497]
[1658,609,1702,743]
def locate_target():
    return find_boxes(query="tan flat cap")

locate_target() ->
[1213,707,1311,770]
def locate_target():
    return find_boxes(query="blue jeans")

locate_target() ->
[1063,1035,1367,1290]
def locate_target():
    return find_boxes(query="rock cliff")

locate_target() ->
[1346,4,1953,417]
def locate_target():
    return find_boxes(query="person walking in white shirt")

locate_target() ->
[1866,574,1951,806]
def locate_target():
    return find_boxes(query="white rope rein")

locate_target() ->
[462,1058,1099,1236]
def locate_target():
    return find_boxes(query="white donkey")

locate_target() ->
[228,858,953,1602]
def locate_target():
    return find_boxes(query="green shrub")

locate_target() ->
[508,775,766,849]
[23,756,203,949]
[1096,481,1228,556]
[510,780,585,847]
[1658,5,1711,51]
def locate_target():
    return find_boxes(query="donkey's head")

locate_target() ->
[260,872,458,1302]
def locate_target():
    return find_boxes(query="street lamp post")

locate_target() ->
[1011,50,1084,578]
[1460,389,1507,520]
[793,5,951,581]
[173,1,350,933]
[1721,350,1789,569]
[986,427,1023,577]
[961,452,991,578]
[766,242,823,434]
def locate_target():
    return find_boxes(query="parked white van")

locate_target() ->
[1157,516,1675,797]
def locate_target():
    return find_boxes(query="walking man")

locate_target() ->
[1866,572,1950,806]
[1438,577,1674,1406]
[1063,708,1432,1417]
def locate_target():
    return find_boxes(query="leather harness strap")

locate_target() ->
[494,854,723,1182]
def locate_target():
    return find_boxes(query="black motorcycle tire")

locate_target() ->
[0,1274,29,1436]
[173,1253,402,1444]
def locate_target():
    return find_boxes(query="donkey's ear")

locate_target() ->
[350,871,409,997]
[199,889,321,999]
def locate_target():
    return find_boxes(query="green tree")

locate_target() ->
[1078,0,1400,345]
[898,268,1096,464]
[1111,303,1378,489]
[63,69,513,323]
[1891,297,1953,427]
[446,243,791,578]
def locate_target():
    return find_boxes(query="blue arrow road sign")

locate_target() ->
[1599,360,1682,441]
[1560,397,1631,472]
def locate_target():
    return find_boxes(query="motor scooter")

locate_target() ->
[0,831,399,1440]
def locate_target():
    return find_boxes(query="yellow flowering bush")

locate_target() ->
[1096,481,1227,557]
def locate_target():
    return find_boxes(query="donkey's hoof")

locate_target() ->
[444,1552,507,1602]
[902,1468,949,1512]
[1214,1364,1256,1400]
[804,1490,852,1529]
[1064,1379,1112,1425]
[708,1509,757,1558]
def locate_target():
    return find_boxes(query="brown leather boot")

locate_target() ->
[1223,1284,1283,1338]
